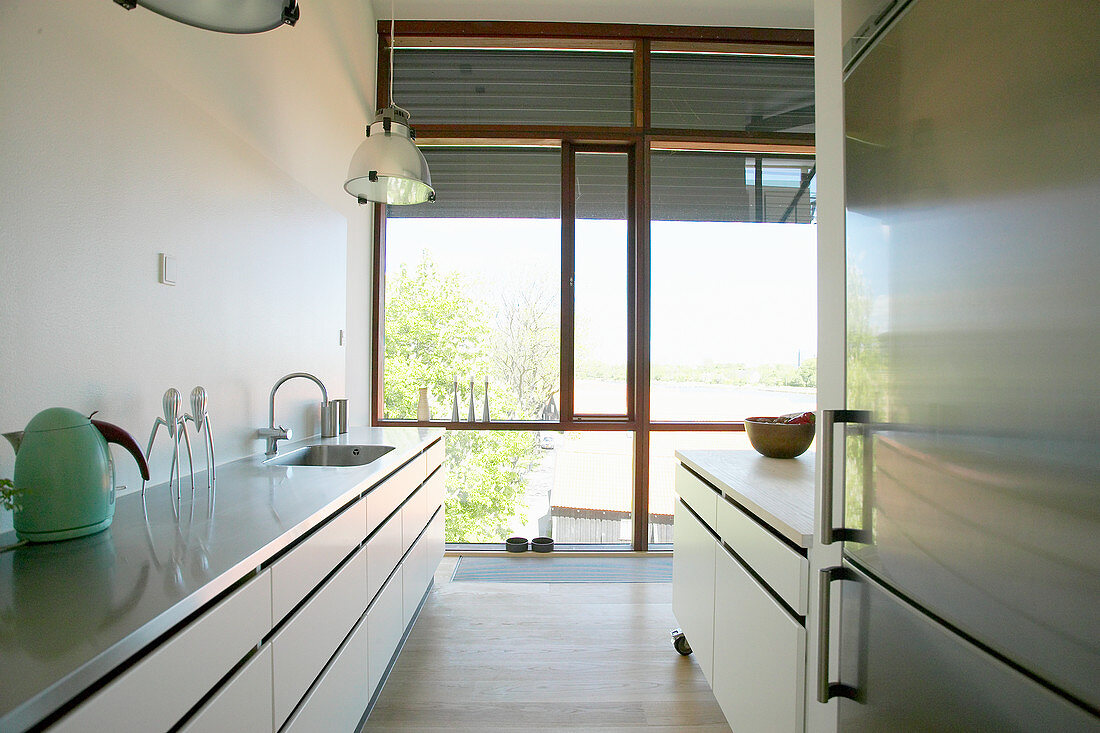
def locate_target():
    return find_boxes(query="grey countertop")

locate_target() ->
[675,449,815,547]
[0,426,442,732]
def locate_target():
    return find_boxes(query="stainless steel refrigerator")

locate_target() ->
[818,0,1100,729]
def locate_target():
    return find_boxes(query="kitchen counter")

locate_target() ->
[0,426,442,732]
[675,449,815,548]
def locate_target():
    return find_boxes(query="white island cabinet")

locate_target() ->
[29,432,446,733]
[674,450,814,733]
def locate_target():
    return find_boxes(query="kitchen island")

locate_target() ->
[673,449,815,733]
[0,426,444,732]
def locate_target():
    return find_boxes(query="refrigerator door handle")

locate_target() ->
[819,409,873,545]
[817,565,860,703]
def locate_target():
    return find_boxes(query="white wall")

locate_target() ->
[0,1,376,531]
[374,0,813,28]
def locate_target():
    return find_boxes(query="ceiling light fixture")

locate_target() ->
[343,0,435,206]
[114,0,299,34]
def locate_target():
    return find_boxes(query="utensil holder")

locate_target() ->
[332,398,348,434]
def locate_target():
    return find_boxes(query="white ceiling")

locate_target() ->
[368,0,813,30]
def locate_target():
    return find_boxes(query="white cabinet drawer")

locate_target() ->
[272,545,368,728]
[401,485,427,555]
[401,537,426,628]
[53,571,272,733]
[367,510,403,604]
[717,494,808,615]
[180,645,273,733]
[672,500,716,683]
[366,455,423,537]
[367,568,404,699]
[282,611,369,733]
[272,497,366,624]
[422,467,445,517]
[675,464,719,530]
[424,506,445,580]
[712,544,806,733]
[424,438,445,476]
[401,508,445,627]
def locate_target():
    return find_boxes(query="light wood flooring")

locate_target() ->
[363,556,732,732]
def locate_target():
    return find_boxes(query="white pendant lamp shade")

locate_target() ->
[114,0,299,33]
[344,106,435,206]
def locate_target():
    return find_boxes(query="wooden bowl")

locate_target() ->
[744,417,815,459]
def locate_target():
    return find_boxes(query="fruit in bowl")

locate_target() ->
[744,412,816,458]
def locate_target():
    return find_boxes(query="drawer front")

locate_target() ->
[367,510,403,604]
[401,508,444,627]
[422,467,445,517]
[401,538,426,628]
[367,568,405,698]
[717,494,808,615]
[272,497,367,624]
[675,464,719,529]
[712,544,805,733]
[282,612,369,733]
[272,546,368,728]
[180,645,273,733]
[53,570,272,733]
[672,501,716,684]
[424,438,445,476]
[424,507,445,581]
[400,485,428,555]
[366,455,424,537]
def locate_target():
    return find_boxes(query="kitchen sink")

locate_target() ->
[264,444,395,467]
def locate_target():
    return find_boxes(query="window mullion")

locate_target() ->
[560,141,576,428]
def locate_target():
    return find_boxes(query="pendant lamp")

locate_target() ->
[344,5,435,206]
[113,0,299,34]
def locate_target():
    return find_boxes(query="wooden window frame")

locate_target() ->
[370,22,815,550]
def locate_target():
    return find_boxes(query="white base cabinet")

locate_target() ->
[180,646,274,733]
[713,543,806,732]
[674,461,810,733]
[52,438,446,733]
[672,501,716,683]
[283,612,370,733]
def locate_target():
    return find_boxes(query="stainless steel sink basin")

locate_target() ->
[265,444,395,467]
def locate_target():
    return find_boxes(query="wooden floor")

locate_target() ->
[364,556,732,732]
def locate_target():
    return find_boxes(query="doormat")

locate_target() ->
[450,555,673,583]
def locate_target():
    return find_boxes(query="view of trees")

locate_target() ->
[384,249,817,543]
[578,358,817,388]
[384,252,554,541]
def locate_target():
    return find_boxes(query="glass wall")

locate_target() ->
[648,431,755,545]
[443,430,633,546]
[650,51,814,133]
[574,151,630,416]
[384,147,561,423]
[376,29,816,549]
[393,47,633,126]
[650,150,817,422]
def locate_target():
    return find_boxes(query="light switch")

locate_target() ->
[159,253,177,286]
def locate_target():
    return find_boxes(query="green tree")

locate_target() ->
[384,254,488,419]
[490,277,560,419]
[383,251,544,541]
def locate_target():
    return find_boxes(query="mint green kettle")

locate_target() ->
[3,408,150,542]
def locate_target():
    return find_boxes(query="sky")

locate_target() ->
[385,218,817,366]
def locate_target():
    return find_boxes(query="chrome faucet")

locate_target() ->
[259,372,335,457]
